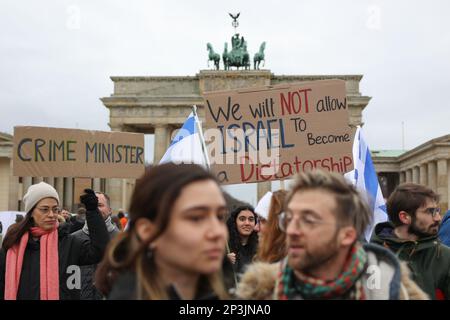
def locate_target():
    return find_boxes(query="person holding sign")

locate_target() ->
[225,206,259,277]
[0,183,109,300]
[95,163,229,300]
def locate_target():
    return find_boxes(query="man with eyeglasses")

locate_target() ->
[236,170,427,300]
[371,183,450,299]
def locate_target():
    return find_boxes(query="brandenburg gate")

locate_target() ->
[99,13,371,209]
[100,70,371,206]
[2,14,449,213]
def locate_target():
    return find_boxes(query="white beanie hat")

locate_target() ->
[23,182,60,213]
[254,191,273,221]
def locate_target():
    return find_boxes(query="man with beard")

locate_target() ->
[371,183,450,299]
[236,171,427,300]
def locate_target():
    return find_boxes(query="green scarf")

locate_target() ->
[277,243,368,300]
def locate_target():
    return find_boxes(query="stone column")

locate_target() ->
[428,161,437,192]
[406,169,412,182]
[399,171,406,184]
[257,181,272,203]
[93,178,101,192]
[64,177,73,211]
[44,177,55,187]
[55,177,64,200]
[419,164,427,186]
[20,177,32,211]
[106,178,123,213]
[121,179,129,211]
[106,125,124,212]
[33,177,43,184]
[22,176,32,196]
[437,159,448,212]
[412,167,420,184]
[154,125,170,163]
[7,159,19,211]
[101,178,106,192]
[127,179,135,210]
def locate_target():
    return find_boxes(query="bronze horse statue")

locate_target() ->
[242,41,250,70]
[223,42,230,70]
[207,43,220,70]
[253,41,266,70]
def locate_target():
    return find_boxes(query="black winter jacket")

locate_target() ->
[108,272,220,300]
[71,221,119,300]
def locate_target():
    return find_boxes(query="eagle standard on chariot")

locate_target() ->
[207,13,266,71]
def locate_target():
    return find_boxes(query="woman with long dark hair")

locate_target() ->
[0,182,108,300]
[95,163,229,300]
[226,206,259,276]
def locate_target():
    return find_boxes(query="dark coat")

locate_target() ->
[71,221,119,300]
[108,271,219,300]
[69,216,85,234]
[371,221,450,299]
[0,208,109,300]
[229,242,257,276]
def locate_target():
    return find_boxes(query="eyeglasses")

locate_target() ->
[36,207,60,215]
[278,211,335,232]
[423,207,441,218]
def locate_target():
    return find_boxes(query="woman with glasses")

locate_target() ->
[226,206,259,277]
[0,182,109,300]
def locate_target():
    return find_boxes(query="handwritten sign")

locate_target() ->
[13,126,145,178]
[203,79,355,184]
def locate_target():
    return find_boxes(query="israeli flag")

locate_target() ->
[345,126,388,241]
[159,111,207,166]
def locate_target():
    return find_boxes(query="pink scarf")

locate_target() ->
[5,224,59,300]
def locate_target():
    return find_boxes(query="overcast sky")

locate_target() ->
[1,0,449,205]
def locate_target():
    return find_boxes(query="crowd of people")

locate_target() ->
[1,162,450,300]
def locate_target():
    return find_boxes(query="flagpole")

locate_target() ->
[192,105,211,169]
[226,242,239,288]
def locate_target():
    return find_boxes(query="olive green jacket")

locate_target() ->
[371,221,450,299]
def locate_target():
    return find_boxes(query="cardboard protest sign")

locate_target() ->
[203,79,355,185]
[13,126,145,178]
[73,178,93,205]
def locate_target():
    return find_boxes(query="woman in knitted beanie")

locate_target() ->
[0,182,109,300]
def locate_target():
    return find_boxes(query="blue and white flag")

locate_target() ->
[159,111,207,166]
[344,126,388,241]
